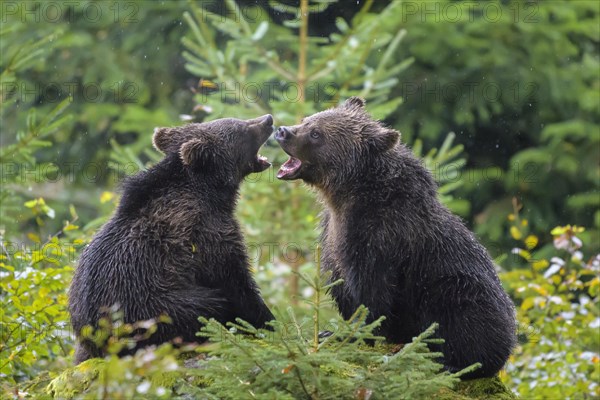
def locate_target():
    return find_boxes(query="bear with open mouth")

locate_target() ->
[275,97,516,379]
[69,115,275,364]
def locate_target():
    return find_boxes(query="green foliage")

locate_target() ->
[190,268,477,399]
[444,376,516,400]
[193,317,463,399]
[500,214,600,398]
[43,269,489,399]
[183,0,411,122]
[42,314,197,399]
[0,207,79,390]
[390,0,600,254]
[413,132,468,216]
[1,1,188,234]
[0,18,80,392]
[2,1,598,397]
[40,268,517,399]
[0,21,72,233]
[46,346,186,399]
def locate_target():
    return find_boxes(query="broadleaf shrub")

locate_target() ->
[501,208,600,398]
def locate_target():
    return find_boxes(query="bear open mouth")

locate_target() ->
[277,157,302,179]
[253,154,271,172]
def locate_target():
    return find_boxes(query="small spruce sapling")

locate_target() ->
[192,249,476,399]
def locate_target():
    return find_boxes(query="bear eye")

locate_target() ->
[310,130,320,140]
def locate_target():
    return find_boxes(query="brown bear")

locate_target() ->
[69,115,275,364]
[275,97,516,378]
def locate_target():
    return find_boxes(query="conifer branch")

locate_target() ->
[224,0,297,81]
[333,307,373,352]
[358,28,407,99]
[306,0,374,80]
[335,28,379,103]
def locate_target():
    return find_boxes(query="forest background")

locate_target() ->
[1,1,599,398]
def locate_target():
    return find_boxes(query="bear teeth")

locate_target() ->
[277,157,302,179]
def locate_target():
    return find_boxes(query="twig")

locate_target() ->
[298,0,309,108]
[294,366,312,400]
[279,339,312,399]
[333,307,369,352]
[313,246,321,352]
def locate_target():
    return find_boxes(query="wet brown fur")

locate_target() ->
[276,98,516,379]
[69,116,275,364]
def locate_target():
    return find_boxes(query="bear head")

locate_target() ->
[275,97,399,186]
[153,114,273,181]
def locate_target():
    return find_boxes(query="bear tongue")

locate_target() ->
[277,157,302,179]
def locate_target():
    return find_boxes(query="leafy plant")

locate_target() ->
[0,205,80,391]
[500,205,600,398]
[46,345,185,399]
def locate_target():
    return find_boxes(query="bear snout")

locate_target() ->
[275,126,293,141]
[262,114,273,127]
[248,114,273,127]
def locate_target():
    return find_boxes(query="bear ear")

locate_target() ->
[153,127,178,154]
[342,96,366,112]
[180,136,224,168]
[368,128,400,152]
